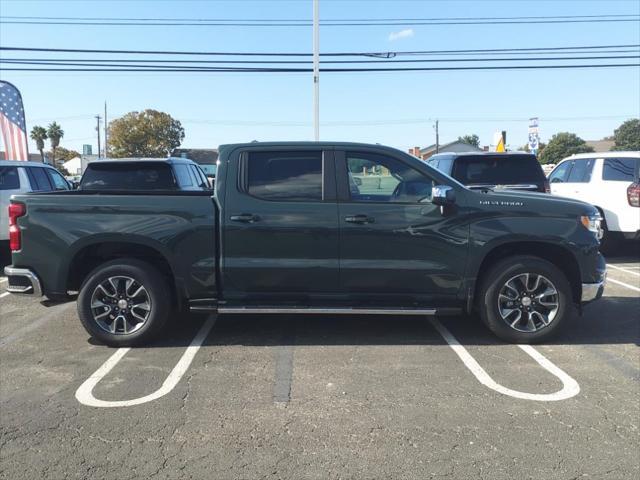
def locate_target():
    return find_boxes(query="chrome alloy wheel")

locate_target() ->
[497,273,559,333]
[90,276,152,335]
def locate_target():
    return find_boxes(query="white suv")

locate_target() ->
[1,161,71,243]
[548,151,639,247]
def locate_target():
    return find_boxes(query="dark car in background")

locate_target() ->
[428,152,550,193]
[80,157,210,192]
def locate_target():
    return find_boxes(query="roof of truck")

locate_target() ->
[0,160,57,167]
[218,141,407,154]
[86,157,197,164]
[430,151,536,158]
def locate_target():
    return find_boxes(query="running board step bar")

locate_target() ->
[216,307,437,315]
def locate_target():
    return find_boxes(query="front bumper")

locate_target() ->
[4,266,43,297]
[581,274,606,303]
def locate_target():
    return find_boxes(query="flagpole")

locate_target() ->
[313,0,319,141]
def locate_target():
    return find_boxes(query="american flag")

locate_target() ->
[0,81,29,161]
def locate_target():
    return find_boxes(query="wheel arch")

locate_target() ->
[472,241,582,308]
[63,237,182,305]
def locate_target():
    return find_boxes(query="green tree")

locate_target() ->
[46,146,80,162]
[30,126,48,162]
[457,134,480,148]
[108,109,185,158]
[611,118,640,151]
[46,122,64,166]
[538,132,594,165]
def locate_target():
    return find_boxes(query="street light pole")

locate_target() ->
[95,115,102,158]
[313,0,320,141]
[104,102,108,157]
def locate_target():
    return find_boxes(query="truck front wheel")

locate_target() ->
[77,259,170,346]
[478,255,575,343]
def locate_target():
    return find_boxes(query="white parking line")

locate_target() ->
[607,264,640,277]
[0,292,10,299]
[607,277,640,292]
[75,315,216,408]
[0,277,7,284]
[429,318,580,402]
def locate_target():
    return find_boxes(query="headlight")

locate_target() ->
[580,214,603,239]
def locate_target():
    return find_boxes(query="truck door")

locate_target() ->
[335,149,468,305]
[222,147,340,303]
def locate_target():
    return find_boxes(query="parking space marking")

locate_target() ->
[0,277,7,284]
[75,314,216,408]
[607,277,640,292]
[0,292,9,299]
[607,264,640,277]
[429,318,580,401]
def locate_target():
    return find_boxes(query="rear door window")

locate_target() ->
[0,167,20,190]
[246,151,323,201]
[566,158,595,183]
[452,155,545,185]
[602,158,638,181]
[81,163,177,190]
[549,161,572,183]
[46,169,70,190]
[28,167,53,191]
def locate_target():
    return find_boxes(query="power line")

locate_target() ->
[1,19,638,27]
[2,44,638,57]
[2,14,636,21]
[3,55,638,68]
[1,13,638,26]
[2,63,638,73]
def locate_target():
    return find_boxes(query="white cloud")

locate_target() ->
[388,28,414,42]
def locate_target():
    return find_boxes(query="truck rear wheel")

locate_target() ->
[478,255,575,343]
[77,259,170,347]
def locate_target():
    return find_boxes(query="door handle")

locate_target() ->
[230,213,260,223]
[344,214,375,224]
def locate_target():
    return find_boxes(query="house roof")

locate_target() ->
[585,139,615,152]
[419,140,483,155]
[171,148,219,164]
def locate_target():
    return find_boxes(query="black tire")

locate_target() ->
[77,259,171,347]
[478,255,575,344]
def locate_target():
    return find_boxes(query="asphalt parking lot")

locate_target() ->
[1,246,638,480]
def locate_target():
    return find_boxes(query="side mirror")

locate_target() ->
[432,185,456,206]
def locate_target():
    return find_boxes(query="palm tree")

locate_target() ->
[47,122,64,167]
[30,126,48,162]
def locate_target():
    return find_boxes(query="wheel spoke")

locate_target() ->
[128,285,145,298]
[508,310,522,327]
[529,274,543,293]
[94,309,111,320]
[96,284,116,299]
[531,310,549,326]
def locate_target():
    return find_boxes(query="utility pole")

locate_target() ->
[435,119,440,153]
[104,102,108,157]
[312,0,320,141]
[95,115,102,158]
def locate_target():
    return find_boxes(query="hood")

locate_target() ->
[467,188,598,216]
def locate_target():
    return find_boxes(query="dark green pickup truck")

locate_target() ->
[4,142,606,345]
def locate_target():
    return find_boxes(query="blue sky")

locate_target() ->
[0,0,639,155]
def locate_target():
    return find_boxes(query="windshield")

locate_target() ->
[453,155,545,185]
